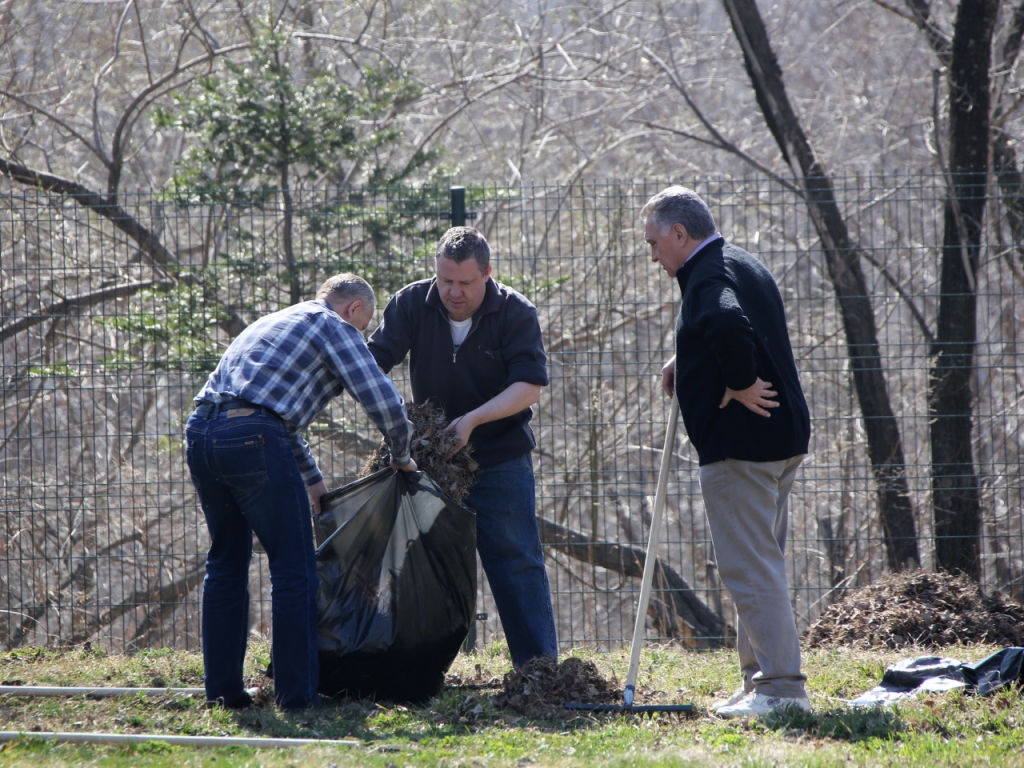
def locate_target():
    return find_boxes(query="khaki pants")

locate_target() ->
[699,456,807,698]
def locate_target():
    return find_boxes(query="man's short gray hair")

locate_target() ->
[435,226,490,272]
[641,186,717,239]
[316,273,375,307]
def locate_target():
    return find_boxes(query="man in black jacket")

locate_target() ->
[641,186,811,718]
[368,227,557,667]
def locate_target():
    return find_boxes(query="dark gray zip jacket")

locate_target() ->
[368,277,548,467]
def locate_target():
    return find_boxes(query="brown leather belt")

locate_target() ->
[194,399,278,420]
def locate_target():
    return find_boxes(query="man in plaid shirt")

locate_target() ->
[186,273,417,710]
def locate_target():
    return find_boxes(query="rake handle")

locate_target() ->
[623,401,680,707]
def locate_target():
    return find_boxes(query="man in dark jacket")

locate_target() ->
[641,186,811,718]
[368,227,557,667]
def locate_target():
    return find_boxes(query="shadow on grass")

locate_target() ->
[226,681,696,744]
[757,705,904,741]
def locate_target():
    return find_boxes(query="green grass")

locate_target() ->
[1,641,1022,767]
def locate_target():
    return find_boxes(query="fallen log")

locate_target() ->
[537,517,727,648]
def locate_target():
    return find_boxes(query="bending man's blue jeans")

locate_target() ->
[185,408,319,710]
[466,453,558,667]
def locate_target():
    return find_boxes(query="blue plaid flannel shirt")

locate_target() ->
[195,299,413,486]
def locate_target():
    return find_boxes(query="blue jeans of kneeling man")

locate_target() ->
[186,406,320,710]
[466,453,558,667]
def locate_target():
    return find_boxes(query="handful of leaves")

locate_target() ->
[360,402,481,505]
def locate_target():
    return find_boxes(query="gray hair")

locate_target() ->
[640,186,717,239]
[435,226,490,272]
[316,273,375,307]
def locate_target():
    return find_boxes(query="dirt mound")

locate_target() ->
[494,656,621,718]
[805,570,1024,650]
[360,402,481,505]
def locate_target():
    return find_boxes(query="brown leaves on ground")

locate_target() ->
[360,402,481,505]
[805,569,1024,650]
[494,656,622,717]
[446,662,504,690]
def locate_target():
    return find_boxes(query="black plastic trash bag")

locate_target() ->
[313,468,476,703]
[849,647,1024,707]
[961,646,1024,695]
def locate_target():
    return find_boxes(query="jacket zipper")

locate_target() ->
[448,311,480,364]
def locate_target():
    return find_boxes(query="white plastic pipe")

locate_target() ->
[623,402,680,707]
[0,686,206,698]
[0,731,359,749]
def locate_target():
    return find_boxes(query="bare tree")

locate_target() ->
[882,0,1012,578]
[924,0,1000,578]
[692,0,922,571]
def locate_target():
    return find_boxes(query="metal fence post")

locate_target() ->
[450,185,467,228]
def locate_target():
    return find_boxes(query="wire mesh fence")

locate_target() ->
[1,174,1022,653]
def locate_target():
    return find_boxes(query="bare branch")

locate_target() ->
[132,0,154,86]
[637,119,802,195]
[0,158,180,268]
[90,0,136,164]
[107,42,248,195]
[0,279,174,344]
[899,0,953,65]
[869,0,917,24]
[0,89,106,163]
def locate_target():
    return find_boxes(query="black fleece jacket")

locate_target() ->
[367,277,548,467]
[674,237,810,465]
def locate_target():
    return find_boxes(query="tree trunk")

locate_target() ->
[993,130,1024,272]
[720,0,919,570]
[280,163,302,306]
[929,0,999,579]
[906,1,1024,277]
[992,0,1024,274]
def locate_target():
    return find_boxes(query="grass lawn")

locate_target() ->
[1,640,1022,767]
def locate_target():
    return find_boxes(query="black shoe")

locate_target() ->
[278,693,322,711]
[206,690,254,710]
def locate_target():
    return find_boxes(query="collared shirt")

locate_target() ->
[685,233,723,265]
[195,298,413,485]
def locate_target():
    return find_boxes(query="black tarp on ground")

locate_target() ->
[313,468,476,703]
[849,647,1024,707]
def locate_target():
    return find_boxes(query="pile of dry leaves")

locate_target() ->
[494,656,622,717]
[360,402,481,505]
[805,569,1024,650]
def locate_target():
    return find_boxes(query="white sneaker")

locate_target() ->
[715,692,810,718]
[710,686,750,711]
